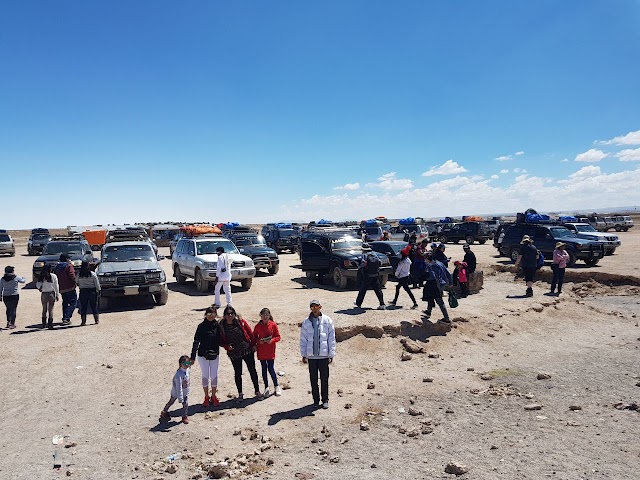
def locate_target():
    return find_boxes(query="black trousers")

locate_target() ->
[79,288,99,315]
[308,358,330,404]
[393,276,416,304]
[356,275,384,307]
[230,352,260,394]
[550,264,566,292]
[3,295,19,326]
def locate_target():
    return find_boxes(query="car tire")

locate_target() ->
[439,235,448,244]
[607,248,616,255]
[509,247,521,263]
[478,240,487,245]
[623,227,628,232]
[615,225,622,232]
[174,264,187,284]
[241,278,253,290]
[584,258,600,266]
[465,236,474,245]
[268,264,279,275]
[195,269,209,293]
[154,289,169,305]
[274,247,282,254]
[567,251,577,268]
[99,296,109,311]
[332,266,348,289]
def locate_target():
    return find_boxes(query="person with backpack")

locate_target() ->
[513,235,539,297]
[54,253,77,325]
[354,251,386,310]
[422,252,452,324]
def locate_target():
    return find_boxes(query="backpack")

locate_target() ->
[536,251,545,269]
[365,253,381,277]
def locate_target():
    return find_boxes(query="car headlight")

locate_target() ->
[72,260,82,267]
[34,262,45,268]
[247,260,254,267]
[145,270,166,281]
[268,253,278,259]
[575,244,583,250]
[204,262,217,269]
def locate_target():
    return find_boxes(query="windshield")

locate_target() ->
[279,229,297,238]
[0,234,10,242]
[102,245,155,262]
[32,234,50,240]
[388,243,408,254]
[43,242,83,255]
[575,224,596,232]
[234,236,267,247]
[331,237,363,250]
[196,240,239,255]
[549,227,575,239]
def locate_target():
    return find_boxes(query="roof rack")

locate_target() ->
[50,235,84,242]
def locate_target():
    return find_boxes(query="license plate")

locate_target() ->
[593,253,600,258]
[124,286,139,296]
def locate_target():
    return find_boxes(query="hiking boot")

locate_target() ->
[526,288,533,297]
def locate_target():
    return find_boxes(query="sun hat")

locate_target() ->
[520,235,532,244]
[555,242,566,248]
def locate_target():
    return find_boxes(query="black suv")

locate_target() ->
[299,228,392,289]
[262,224,299,253]
[437,222,490,245]
[225,231,280,275]
[32,236,95,282]
[497,223,605,267]
[28,228,51,256]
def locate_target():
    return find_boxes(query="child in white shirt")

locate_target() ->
[160,355,192,424]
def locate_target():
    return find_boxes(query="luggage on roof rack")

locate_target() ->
[558,215,577,222]
[525,213,551,223]
[180,225,222,237]
[398,217,416,225]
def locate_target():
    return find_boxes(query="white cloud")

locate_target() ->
[494,155,511,161]
[334,182,360,190]
[569,165,601,178]
[615,147,640,162]
[500,169,509,174]
[515,151,525,156]
[513,168,527,173]
[575,148,609,163]
[421,159,468,177]
[560,158,569,162]
[597,129,640,146]
[491,174,499,179]
[366,172,413,190]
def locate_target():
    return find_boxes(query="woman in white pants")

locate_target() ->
[190,307,221,407]
[214,247,232,307]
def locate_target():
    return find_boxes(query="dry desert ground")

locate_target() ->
[0,223,639,479]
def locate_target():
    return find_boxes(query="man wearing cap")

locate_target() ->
[300,299,336,409]
[514,235,539,297]
[214,246,232,307]
[390,245,418,309]
[54,253,77,325]
[462,244,476,274]
[550,242,570,295]
[1,266,26,329]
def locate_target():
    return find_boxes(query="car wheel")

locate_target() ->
[607,248,616,255]
[379,274,388,288]
[332,266,348,289]
[623,227,629,232]
[567,251,577,268]
[509,247,521,263]
[439,235,448,244]
[268,264,279,275]
[274,247,282,254]
[173,264,187,284]
[615,225,622,232]
[154,290,169,305]
[478,240,487,245]
[305,271,316,279]
[99,296,109,311]
[241,278,253,290]
[584,258,600,266]
[465,236,474,245]
[195,269,209,293]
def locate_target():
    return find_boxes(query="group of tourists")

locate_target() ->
[514,235,569,297]
[161,298,336,424]
[354,241,478,324]
[0,253,100,330]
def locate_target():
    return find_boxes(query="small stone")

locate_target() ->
[240,434,247,441]
[428,353,440,359]
[106,364,113,369]
[423,378,434,383]
[569,405,582,411]
[398,426,407,434]
[445,461,469,475]
[64,442,77,448]
[266,458,274,466]
[480,374,494,381]
[360,422,370,431]
[165,464,177,474]
[311,437,319,443]
[490,445,498,450]
[340,437,348,444]
[401,351,413,361]
[524,403,543,411]
[66,471,73,477]
[371,464,377,468]
[233,428,241,436]
[367,382,375,389]
[337,388,344,396]
[467,367,475,372]
[421,427,434,435]
[537,373,552,380]
[250,432,259,440]
[344,403,352,409]
[445,409,454,414]
[487,333,495,338]
[261,435,270,443]
[408,408,423,416]
[329,456,339,463]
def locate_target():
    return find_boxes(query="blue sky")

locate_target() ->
[1,1,639,229]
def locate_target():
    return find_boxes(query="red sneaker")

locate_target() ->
[202,396,210,407]
[159,411,171,421]
[211,395,220,407]
[182,416,189,424]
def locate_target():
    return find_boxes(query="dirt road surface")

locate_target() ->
[1,226,639,479]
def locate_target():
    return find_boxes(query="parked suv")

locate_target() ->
[96,241,168,310]
[562,223,620,255]
[172,235,256,292]
[299,228,392,289]
[438,222,490,245]
[226,231,280,275]
[28,228,51,256]
[497,224,604,267]
[262,224,299,253]
[611,216,634,232]
[32,236,94,282]
[0,230,15,257]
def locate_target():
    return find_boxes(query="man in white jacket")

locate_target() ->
[214,247,232,307]
[300,299,336,409]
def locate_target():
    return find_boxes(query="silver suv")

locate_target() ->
[172,235,256,292]
[96,241,168,310]
[562,223,621,255]
[0,231,15,257]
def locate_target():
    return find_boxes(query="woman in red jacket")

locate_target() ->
[219,305,261,401]
[253,308,282,398]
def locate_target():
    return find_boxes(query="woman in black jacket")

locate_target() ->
[191,307,221,408]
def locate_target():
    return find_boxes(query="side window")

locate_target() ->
[187,241,195,256]
[302,241,323,253]
[177,240,186,254]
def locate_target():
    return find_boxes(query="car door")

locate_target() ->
[533,227,554,254]
[300,239,328,271]
[174,240,186,274]
[183,240,196,276]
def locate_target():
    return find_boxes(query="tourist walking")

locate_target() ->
[514,235,539,297]
[191,307,221,408]
[219,305,261,401]
[77,261,100,325]
[36,264,59,329]
[214,247,232,307]
[550,242,570,295]
[1,266,26,329]
[300,299,336,409]
[54,254,77,324]
[422,252,452,324]
[389,246,418,309]
[160,355,192,424]
[253,308,282,398]
[354,252,385,310]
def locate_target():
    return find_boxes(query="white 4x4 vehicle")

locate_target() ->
[562,223,621,255]
[172,235,256,292]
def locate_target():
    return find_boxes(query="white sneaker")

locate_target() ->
[263,388,271,398]
[377,304,386,310]
[274,386,282,396]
